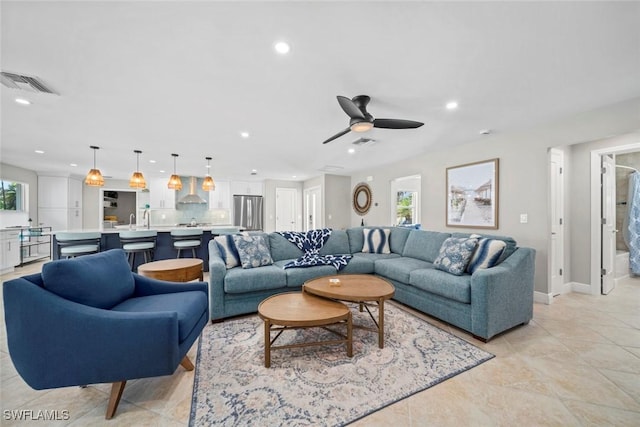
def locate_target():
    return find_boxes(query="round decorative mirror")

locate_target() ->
[352,182,372,216]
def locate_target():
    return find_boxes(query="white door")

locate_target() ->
[303,186,321,231]
[276,188,297,231]
[549,149,565,296]
[602,154,616,294]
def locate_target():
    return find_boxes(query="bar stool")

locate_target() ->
[119,230,157,270]
[56,232,102,259]
[170,228,203,258]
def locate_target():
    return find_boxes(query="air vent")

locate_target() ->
[352,137,377,147]
[318,165,344,172]
[1,72,57,94]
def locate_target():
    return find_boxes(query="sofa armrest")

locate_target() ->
[133,273,208,296]
[208,239,228,320]
[3,278,180,389]
[469,247,536,340]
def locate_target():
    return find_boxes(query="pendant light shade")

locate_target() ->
[167,153,182,190]
[84,146,104,187]
[129,150,146,189]
[202,156,216,191]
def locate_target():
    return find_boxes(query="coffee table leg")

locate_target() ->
[378,298,385,349]
[264,319,271,368]
[347,313,353,357]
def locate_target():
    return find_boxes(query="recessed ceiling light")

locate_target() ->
[149,159,156,164]
[479,129,492,135]
[240,131,250,139]
[15,98,31,105]
[274,41,290,55]
[70,163,77,167]
[348,148,355,154]
[159,169,165,173]
[34,150,44,154]
[292,175,297,179]
[446,101,458,110]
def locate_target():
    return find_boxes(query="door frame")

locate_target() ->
[303,186,322,231]
[548,148,566,297]
[589,142,640,295]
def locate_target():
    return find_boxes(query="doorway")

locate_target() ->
[303,186,321,231]
[99,189,138,228]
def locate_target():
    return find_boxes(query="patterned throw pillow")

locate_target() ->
[467,234,507,274]
[434,237,478,276]
[362,228,391,254]
[232,235,273,269]
[214,235,241,269]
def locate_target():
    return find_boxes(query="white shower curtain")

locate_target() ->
[623,172,640,275]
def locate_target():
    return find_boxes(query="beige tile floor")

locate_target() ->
[1,260,639,426]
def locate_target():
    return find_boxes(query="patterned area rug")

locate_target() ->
[190,303,493,426]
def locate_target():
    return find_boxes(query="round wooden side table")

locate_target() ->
[137,258,203,282]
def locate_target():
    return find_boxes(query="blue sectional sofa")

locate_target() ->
[208,226,535,341]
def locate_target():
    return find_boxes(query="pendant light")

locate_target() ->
[167,153,183,190]
[84,145,104,187]
[202,156,216,191]
[129,149,146,189]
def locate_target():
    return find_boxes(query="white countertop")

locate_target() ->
[50,225,241,234]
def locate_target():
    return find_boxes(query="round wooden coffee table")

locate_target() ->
[258,292,353,368]
[137,258,203,282]
[303,274,395,348]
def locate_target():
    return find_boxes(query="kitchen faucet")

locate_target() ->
[129,213,135,229]
[143,209,150,229]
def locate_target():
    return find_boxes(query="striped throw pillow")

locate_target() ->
[215,235,241,269]
[467,235,507,274]
[362,228,391,254]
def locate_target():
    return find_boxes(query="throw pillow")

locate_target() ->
[232,235,274,269]
[362,228,391,254]
[214,235,241,269]
[42,249,135,309]
[433,237,478,276]
[467,234,507,274]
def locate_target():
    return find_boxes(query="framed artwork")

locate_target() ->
[446,158,499,229]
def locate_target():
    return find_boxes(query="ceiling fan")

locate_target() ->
[322,95,424,144]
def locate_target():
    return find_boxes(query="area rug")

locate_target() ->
[189,303,493,426]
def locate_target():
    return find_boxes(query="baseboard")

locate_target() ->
[534,291,553,305]
[570,281,592,294]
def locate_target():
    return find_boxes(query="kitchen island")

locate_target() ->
[51,226,241,271]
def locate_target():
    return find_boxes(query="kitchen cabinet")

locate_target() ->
[149,178,176,209]
[19,227,52,265]
[38,175,83,231]
[210,180,231,210]
[0,229,21,273]
[230,181,263,196]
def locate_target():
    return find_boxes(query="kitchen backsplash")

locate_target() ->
[141,208,231,226]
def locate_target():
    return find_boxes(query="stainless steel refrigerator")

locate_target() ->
[233,195,263,231]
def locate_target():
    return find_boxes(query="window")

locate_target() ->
[0,180,26,211]
[396,190,418,225]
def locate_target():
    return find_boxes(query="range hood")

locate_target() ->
[177,177,208,204]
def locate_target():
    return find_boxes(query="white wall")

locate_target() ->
[350,97,640,294]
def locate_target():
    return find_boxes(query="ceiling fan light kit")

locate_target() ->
[322,94,424,144]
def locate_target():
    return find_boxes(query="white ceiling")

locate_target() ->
[1,1,639,183]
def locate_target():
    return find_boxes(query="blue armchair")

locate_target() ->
[3,249,208,419]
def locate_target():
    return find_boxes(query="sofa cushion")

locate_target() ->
[318,230,350,255]
[273,260,337,287]
[214,234,241,269]
[389,226,412,254]
[409,268,472,304]
[111,291,207,341]
[42,249,134,309]
[346,226,366,253]
[224,265,287,294]
[353,252,401,262]
[269,233,304,262]
[362,228,391,254]
[467,235,507,273]
[339,256,375,274]
[233,235,273,269]
[402,230,451,262]
[434,237,478,276]
[374,257,433,284]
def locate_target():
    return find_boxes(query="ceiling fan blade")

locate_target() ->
[373,118,424,129]
[322,128,351,144]
[337,96,365,120]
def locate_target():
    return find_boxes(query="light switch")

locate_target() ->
[520,214,528,224]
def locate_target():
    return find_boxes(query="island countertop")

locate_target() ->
[51,226,242,271]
